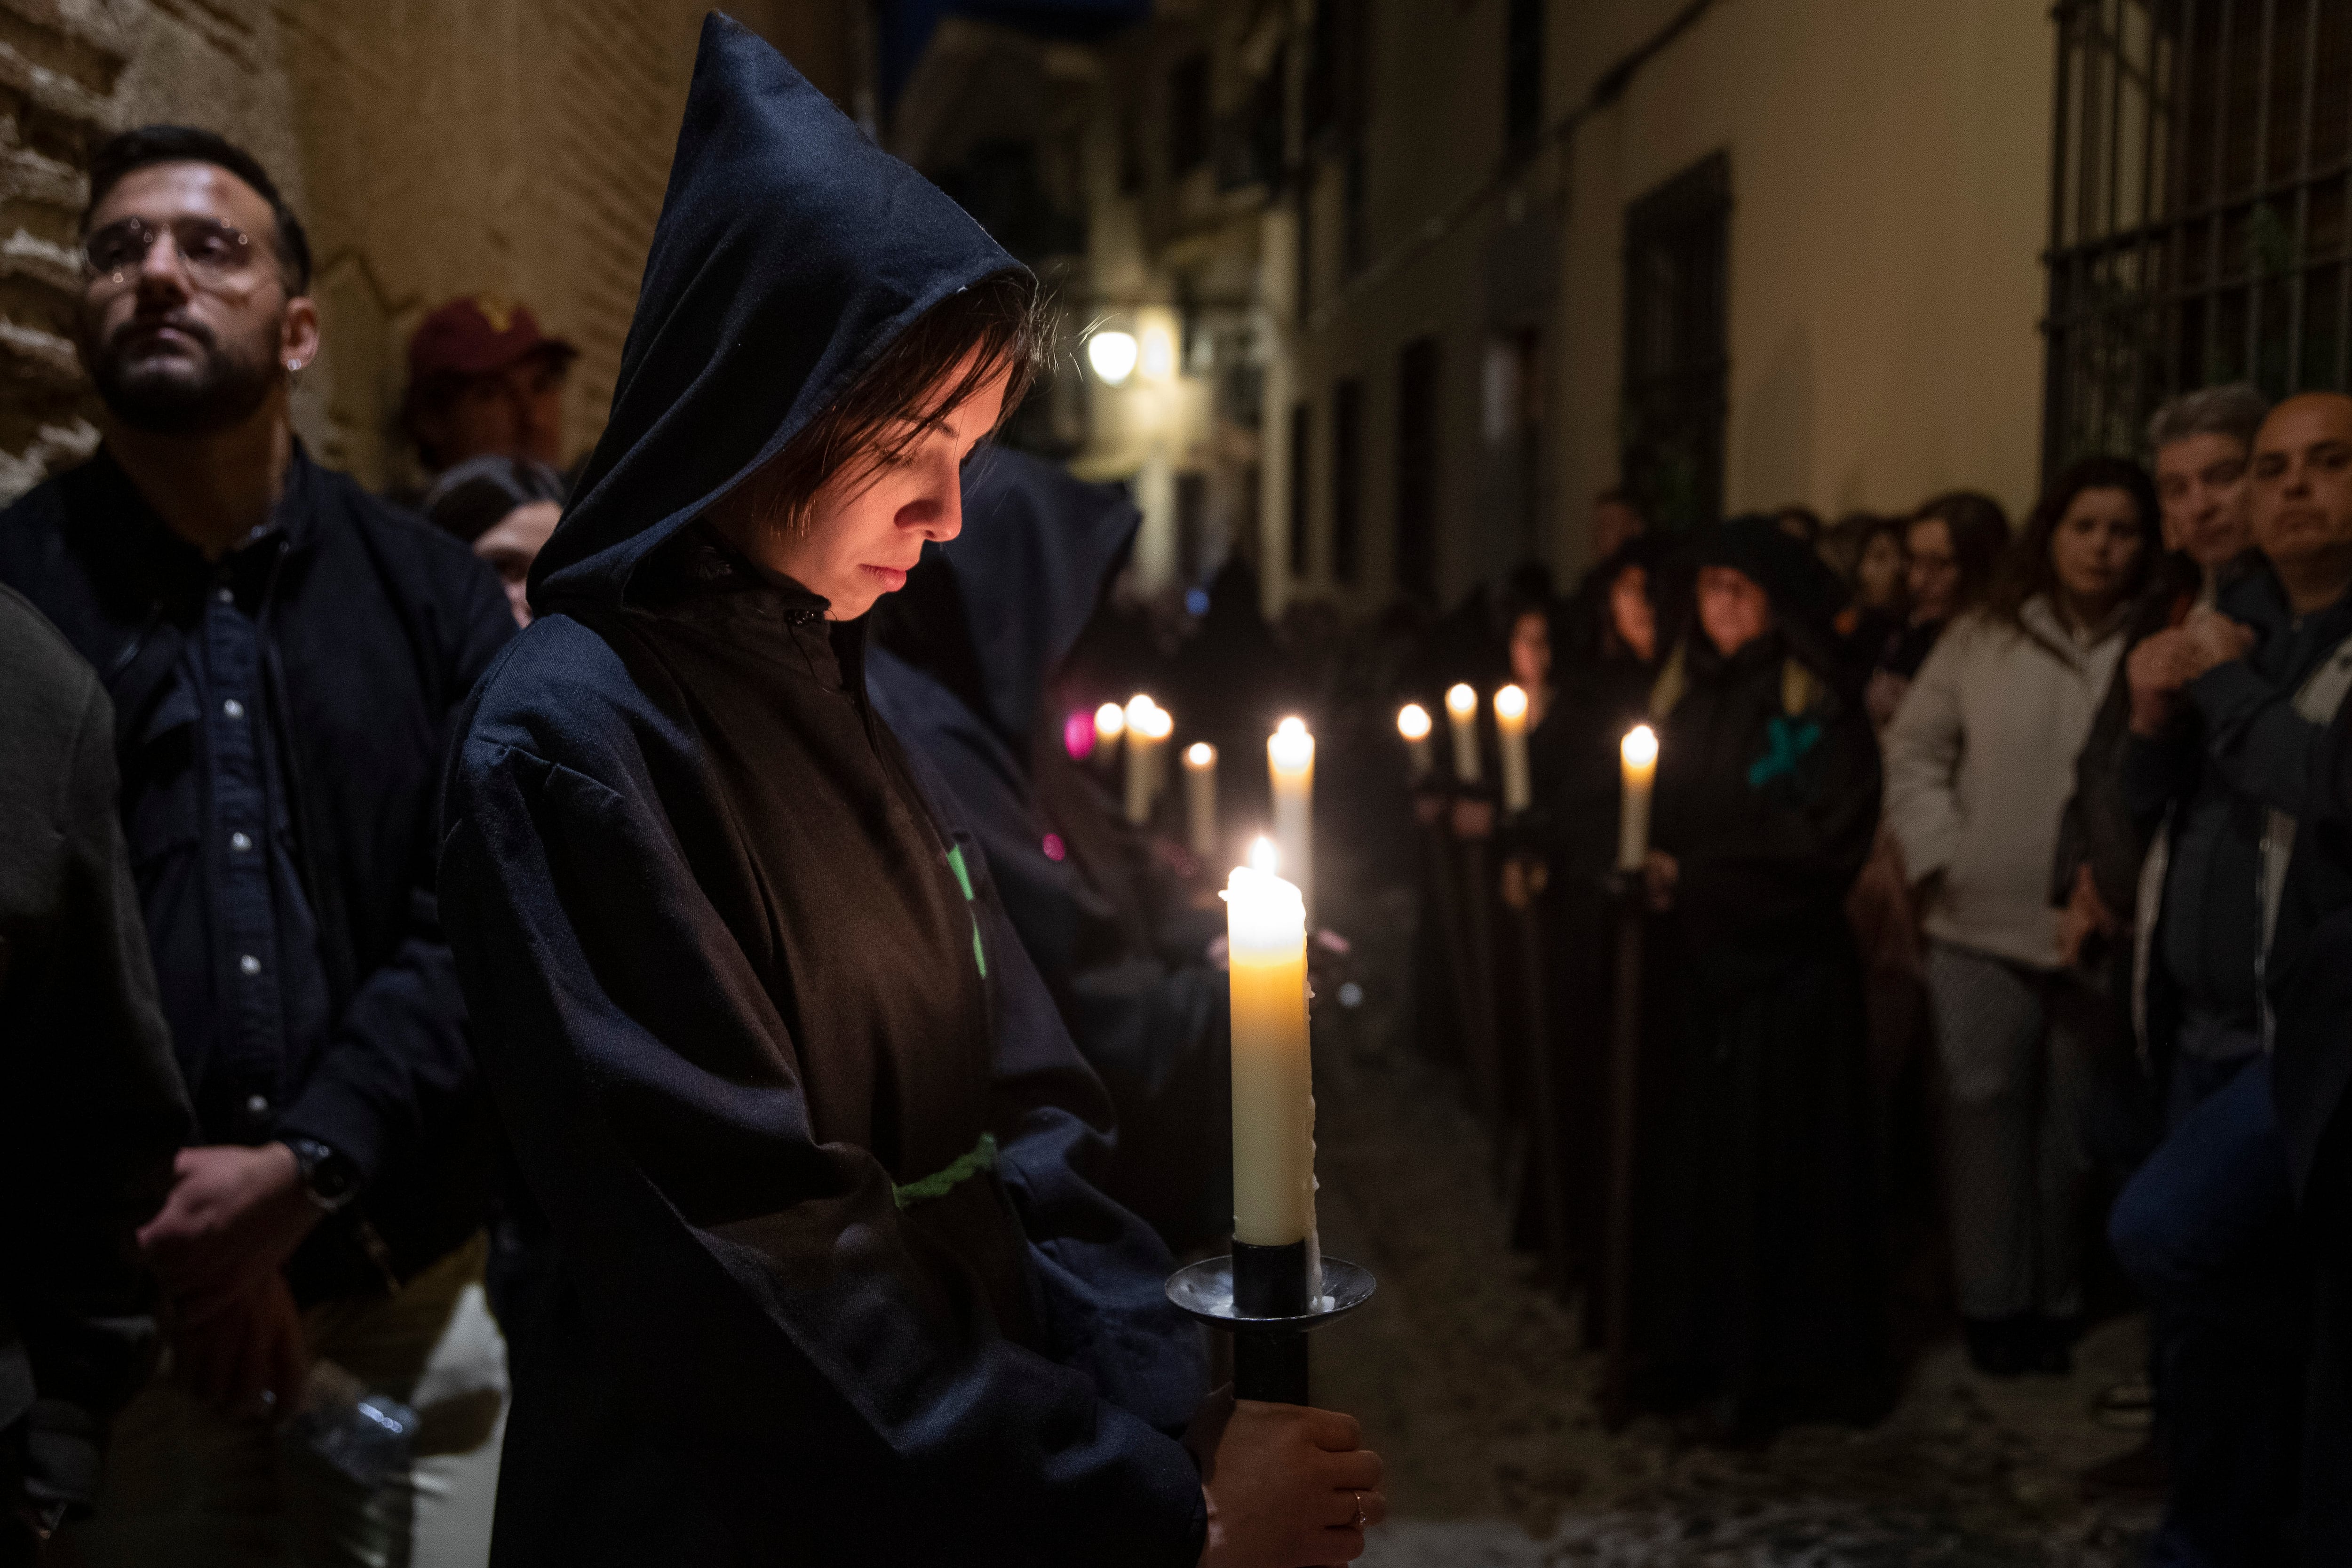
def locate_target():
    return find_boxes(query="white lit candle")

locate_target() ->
[1267,716,1315,926]
[1224,838,1319,1269]
[1494,684,1531,812]
[1095,701,1126,770]
[1397,702,1433,783]
[1184,741,1218,857]
[1445,683,1481,784]
[1124,694,1161,826]
[1618,724,1658,871]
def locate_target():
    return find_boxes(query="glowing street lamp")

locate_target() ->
[1086,329,1139,386]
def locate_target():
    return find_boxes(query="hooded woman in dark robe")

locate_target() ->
[1521,538,1664,1305]
[868,449,1232,1251]
[1631,516,1891,1437]
[436,19,1380,1567]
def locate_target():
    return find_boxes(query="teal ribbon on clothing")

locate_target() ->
[1746,715,1823,789]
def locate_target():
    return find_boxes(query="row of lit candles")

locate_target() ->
[1397,688,1658,872]
[1092,696,1319,921]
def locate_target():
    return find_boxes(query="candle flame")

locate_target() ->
[1276,715,1306,738]
[1397,702,1431,740]
[1494,684,1527,721]
[1140,705,1175,740]
[1250,836,1278,874]
[1621,723,1659,767]
[1445,683,1478,718]
[1124,693,1158,730]
[1094,701,1126,740]
[1186,741,1215,766]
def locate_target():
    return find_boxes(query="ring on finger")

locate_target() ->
[1351,1492,1366,1529]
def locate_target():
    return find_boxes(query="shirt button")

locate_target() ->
[246,1093,270,1117]
[230,831,253,852]
[238,954,262,977]
[222,698,246,719]
[216,587,234,605]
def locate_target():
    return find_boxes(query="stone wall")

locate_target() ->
[0,0,864,501]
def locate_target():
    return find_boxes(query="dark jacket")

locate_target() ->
[0,447,511,1302]
[2270,693,2352,1202]
[870,451,1231,1248]
[436,20,1204,1565]
[2124,567,2352,1062]
[0,584,191,1536]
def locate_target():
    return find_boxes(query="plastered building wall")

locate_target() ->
[1554,0,2057,566]
[1268,0,2056,613]
[0,0,859,501]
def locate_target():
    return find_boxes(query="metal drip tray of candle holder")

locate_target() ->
[1165,1255,1376,1331]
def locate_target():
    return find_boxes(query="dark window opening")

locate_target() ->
[1395,337,1441,601]
[1506,0,1544,155]
[1219,43,1287,190]
[2044,0,2352,473]
[1168,52,1212,179]
[1176,471,1211,587]
[1621,151,1730,533]
[1332,377,1364,583]
[1288,401,1314,579]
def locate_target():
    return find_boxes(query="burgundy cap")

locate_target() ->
[407,294,577,383]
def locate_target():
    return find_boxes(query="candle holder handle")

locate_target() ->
[1165,1254,1377,1406]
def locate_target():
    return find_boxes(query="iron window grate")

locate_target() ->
[2043,0,2352,474]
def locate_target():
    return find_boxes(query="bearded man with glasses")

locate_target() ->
[0,126,514,1567]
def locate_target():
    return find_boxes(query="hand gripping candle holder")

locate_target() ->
[1165,1245,1376,1405]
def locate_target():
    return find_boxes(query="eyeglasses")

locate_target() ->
[82,216,261,287]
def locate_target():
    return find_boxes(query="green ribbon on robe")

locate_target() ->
[946,844,986,978]
[893,1131,998,1209]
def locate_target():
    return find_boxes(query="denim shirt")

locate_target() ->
[129,510,333,1145]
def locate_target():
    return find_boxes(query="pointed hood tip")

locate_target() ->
[527,8,1028,617]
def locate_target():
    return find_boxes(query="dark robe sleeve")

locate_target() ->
[278,571,513,1187]
[439,733,1206,1566]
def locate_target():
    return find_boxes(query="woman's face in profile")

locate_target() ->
[1856,530,1906,613]
[1609,564,1656,661]
[1509,610,1551,689]
[749,349,1012,621]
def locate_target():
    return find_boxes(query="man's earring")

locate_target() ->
[286,359,303,375]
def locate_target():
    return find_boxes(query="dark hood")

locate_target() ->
[1692,513,1848,650]
[874,449,1139,744]
[530,12,1025,615]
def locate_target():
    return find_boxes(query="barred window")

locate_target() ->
[2044,0,2352,472]
[1621,152,1729,533]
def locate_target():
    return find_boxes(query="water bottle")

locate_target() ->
[286,1358,418,1489]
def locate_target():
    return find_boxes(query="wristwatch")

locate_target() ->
[283,1136,359,1214]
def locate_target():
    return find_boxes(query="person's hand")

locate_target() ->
[137,1143,320,1322]
[2179,608,2256,682]
[1864,669,1910,730]
[2127,629,2198,737]
[2056,862,2119,968]
[170,1271,307,1417]
[1640,850,1677,912]
[1186,1390,1385,1568]
[1451,798,1495,840]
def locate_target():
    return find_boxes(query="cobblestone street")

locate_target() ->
[1306,889,2161,1568]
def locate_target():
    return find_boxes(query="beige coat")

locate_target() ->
[1883,598,2128,971]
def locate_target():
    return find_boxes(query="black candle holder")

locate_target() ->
[1165,1242,1377,1405]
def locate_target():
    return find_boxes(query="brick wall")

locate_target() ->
[0,0,862,501]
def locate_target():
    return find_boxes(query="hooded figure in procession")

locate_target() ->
[436,17,1381,1566]
[868,450,1233,1252]
[1632,515,1891,1437]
